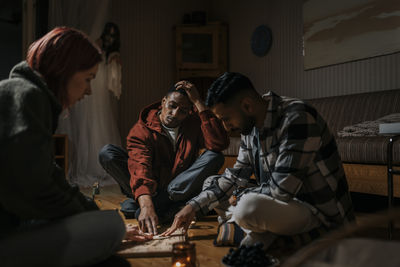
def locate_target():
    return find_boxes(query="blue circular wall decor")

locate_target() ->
[251,25,272,57]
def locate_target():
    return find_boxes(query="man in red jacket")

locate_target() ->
[99,80,229,234]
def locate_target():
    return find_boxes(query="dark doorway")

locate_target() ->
[0,0,22,80]
[0,0,48,80]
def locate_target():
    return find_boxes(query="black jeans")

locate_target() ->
[98,144,224,221]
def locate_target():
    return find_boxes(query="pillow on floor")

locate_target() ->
[213,222,245,247]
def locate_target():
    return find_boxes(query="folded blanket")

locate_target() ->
[214,222,245,247]
[338,113,400,137]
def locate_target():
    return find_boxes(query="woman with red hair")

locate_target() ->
[0,27,143,266]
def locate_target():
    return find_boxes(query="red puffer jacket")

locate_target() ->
[127,102,229,200]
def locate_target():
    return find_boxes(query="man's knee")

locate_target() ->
[203,150,225,170]
[166,184,176,200]
[232,194,263,230]
[98,144,115,166]
[99,144,127,170]
[233,193,320,235]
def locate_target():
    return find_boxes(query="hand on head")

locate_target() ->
[174,80,206,112]
[175,81,199,103]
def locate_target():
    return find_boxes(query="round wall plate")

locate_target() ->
[251,25,272,57]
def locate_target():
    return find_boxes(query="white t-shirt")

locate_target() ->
[161,123,180,150]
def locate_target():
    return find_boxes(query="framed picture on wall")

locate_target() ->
[303,0,400,70]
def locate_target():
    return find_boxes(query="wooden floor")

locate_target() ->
[81,185,400,267]
[82,185,230,267]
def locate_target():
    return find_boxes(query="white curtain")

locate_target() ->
[49,0,121,187]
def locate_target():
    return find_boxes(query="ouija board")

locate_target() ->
[117,228,186,257]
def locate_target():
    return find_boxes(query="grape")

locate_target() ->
[222,242,276,267]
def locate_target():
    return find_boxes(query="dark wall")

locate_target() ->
[211,0,400,99]
[0,0,22,80]
[36,0,49,39]
[0,0,48,80]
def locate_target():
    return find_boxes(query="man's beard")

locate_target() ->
[241,115,256,135]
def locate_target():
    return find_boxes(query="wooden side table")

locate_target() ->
[53,134,68,177]
[386,135,400,239]
[380,123,400,239]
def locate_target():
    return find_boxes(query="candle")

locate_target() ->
[173,261,186,267]
[171,241,196,267]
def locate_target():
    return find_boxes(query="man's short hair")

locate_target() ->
[166,84,188,97]
[206,72,255,107]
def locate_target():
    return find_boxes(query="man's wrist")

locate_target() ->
[186,203,195,213]
[137,194,154,209]
[193,101,207,113]
[141,204,154,208]
[187,200,200,212]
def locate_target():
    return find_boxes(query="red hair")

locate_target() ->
[27,27,102,106]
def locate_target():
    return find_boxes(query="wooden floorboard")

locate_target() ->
[81,185,400,267]
[82,185,231,267]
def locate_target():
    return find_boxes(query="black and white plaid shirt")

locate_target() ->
[188,91,354,229]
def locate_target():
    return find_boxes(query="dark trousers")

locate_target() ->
[98,144,224,221]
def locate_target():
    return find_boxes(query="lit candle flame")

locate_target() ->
[173,261,186,267]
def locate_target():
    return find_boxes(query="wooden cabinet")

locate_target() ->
[175,22,228,98]
[53,134,68,176]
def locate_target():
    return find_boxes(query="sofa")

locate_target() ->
[220,89,400,197]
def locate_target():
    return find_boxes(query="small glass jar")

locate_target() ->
[171,241,196,267]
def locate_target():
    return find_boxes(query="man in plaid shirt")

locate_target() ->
[162,72,354,248]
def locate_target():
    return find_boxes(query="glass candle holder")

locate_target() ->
[171,241,196,267]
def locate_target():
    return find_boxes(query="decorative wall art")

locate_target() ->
[303,0,400,69]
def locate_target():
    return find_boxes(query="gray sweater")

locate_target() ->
[0,61,97,236]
